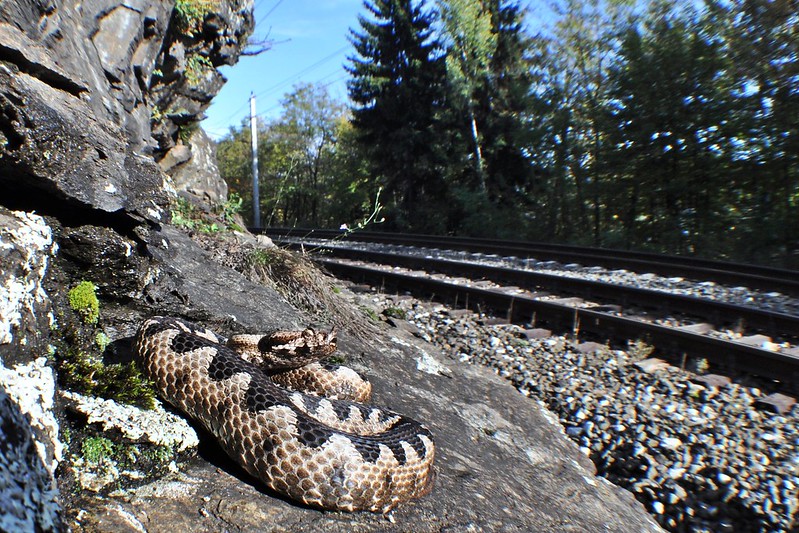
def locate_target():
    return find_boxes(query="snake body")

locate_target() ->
[134,316,435,512]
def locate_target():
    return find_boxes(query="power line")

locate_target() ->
[252,45,350,100]
[203,0,286,129]
[257,0,285,27]
[204,46,351,132]
[254,72,349,121]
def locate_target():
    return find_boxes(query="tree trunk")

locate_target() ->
[468,106,486,192]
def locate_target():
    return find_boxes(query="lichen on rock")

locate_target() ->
[0,357,63,476]
[0,209,57,362]
[60,391,198,453]
[60,390,198,494]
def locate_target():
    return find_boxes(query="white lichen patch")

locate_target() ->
[0,210,56,346]
[73,456,121,492]
[60,391,199,452]
[414,349,451,377]
[0,357,63,474]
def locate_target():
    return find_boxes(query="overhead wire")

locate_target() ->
[204,45,350,132]
[257,0,285,27]
[251,45,350,100]
[204,0,289,129]
[203,1,352,133]
[254,71,349,121]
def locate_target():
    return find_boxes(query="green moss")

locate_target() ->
[68,281,99,325]
[59,350,156,410]
[61,427,72,445]
[325,355,347,365]
[361,306,379,322]
[141,445,172,464]
[95,331,110,352]
[81,436,114,464]
[383,306,406,320]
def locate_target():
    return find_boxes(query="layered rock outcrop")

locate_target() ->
[0,0,252,221]
[0,0,252,529]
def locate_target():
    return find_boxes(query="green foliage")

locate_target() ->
[382,306,407,320]
[212,0,798,267]
[627,339,655,362]
[185,54,213,87]
[221,192,243,224]
[347,0,450,233]
[361,306,380,322]
[59,349,156,410]
[151,105,165,123]
[68,281,99,325]
[177,123,198,145]
[250,247,278,266]
[171,197,221,233]
[174,0,214,35]
[218,82,362,228]
[81,436,115,464]
[693,357,710,374]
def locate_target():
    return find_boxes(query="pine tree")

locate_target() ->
[347,0,449,232]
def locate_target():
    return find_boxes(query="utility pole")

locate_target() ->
[250,92,260,229]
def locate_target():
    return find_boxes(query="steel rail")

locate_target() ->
[260,227,799,296]
[318,259,799,389]
[281,243,799,339]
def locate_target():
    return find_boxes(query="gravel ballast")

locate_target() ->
[358,291,798,532]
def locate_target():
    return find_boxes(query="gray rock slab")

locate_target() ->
[146,226,300,330]
[78,226,663,532]
[0,386,63,532]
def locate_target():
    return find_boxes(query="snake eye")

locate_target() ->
[257,335,277,353]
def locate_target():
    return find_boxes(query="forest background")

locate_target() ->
[215,0,798,268]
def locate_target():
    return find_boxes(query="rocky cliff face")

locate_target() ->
[0,2,665,532]
[0,0,251,220]
[0,1,252,529]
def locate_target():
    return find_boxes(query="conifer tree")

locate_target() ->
[347,0,449,232]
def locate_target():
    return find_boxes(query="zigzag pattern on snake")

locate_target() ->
[134,316,435,512]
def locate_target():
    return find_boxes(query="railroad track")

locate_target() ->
[260,227,799,297]
[259,228,799,392]
[253,229,799,531]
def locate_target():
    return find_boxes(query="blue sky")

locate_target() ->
[201,0,362,139]
[201,1,554,140]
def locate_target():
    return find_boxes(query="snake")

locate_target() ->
[134,316,435,512]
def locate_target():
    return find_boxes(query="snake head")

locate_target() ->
[253,327,338,369]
